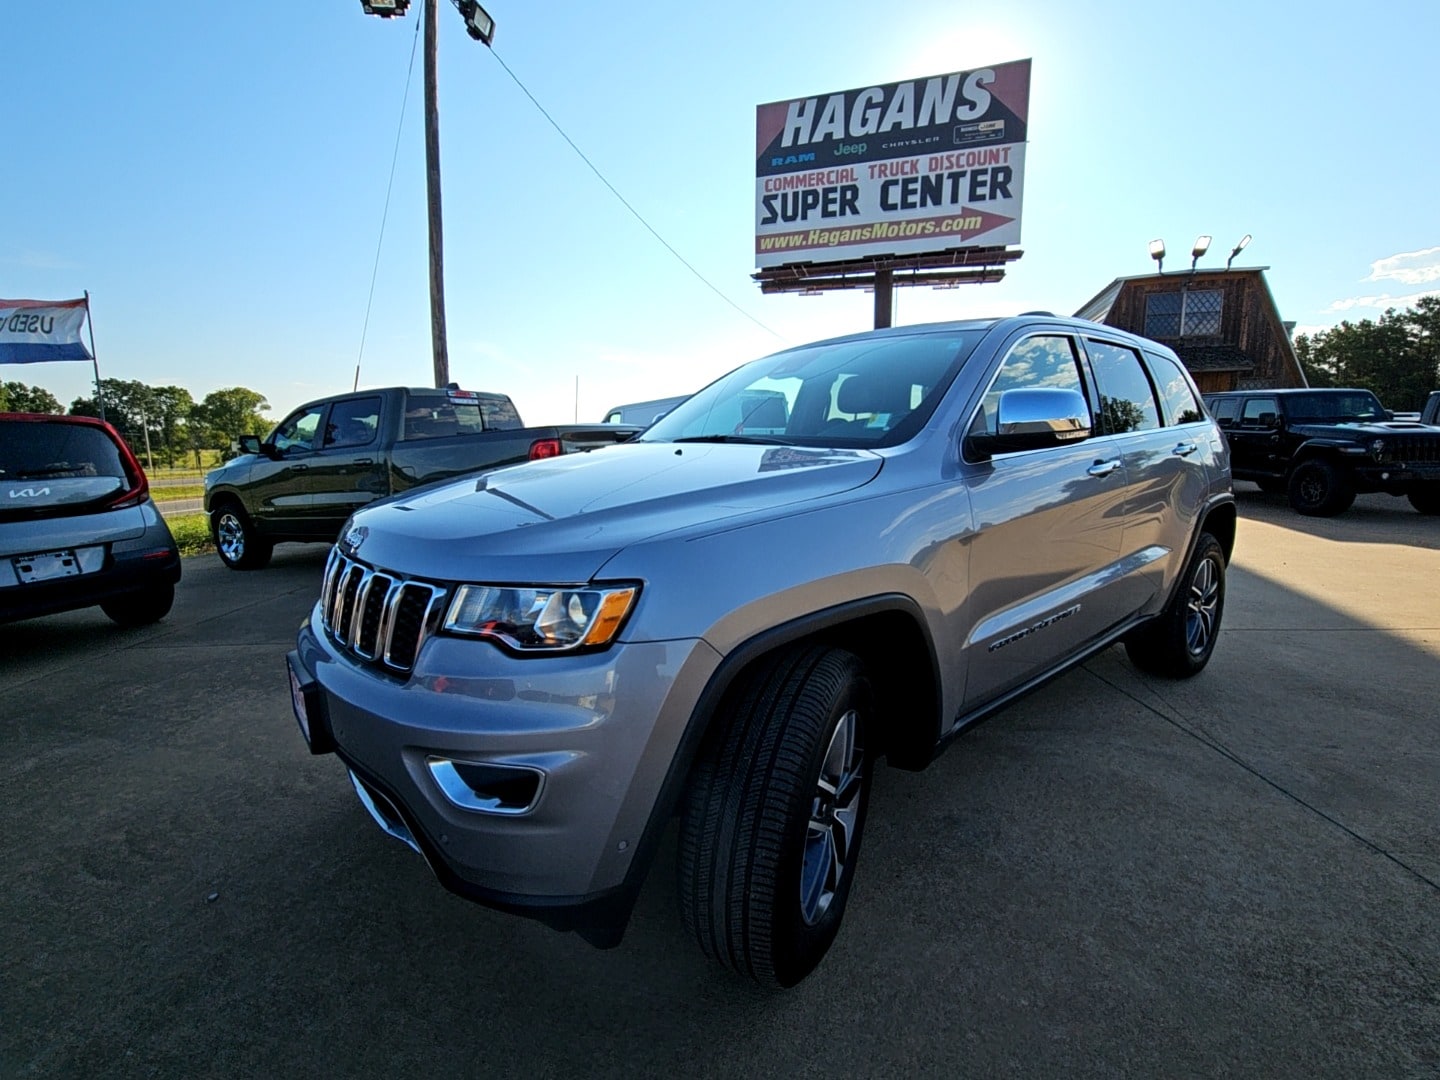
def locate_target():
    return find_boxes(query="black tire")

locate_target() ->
[1287,458,1355,517]
[678,645,873,989]
[1125,533,1226,678]
[100,583,175,627]
[1408,486,1440,515]
[1255,477,1286,494]
[211,500,273,570]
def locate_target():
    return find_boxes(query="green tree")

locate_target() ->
[150,385,195,467]
[192,387,270,452]
[69,378,159,466]
[1295,299,1440,411]
[0,380,63,413]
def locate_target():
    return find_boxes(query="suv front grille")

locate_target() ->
[320,548,449,674]
[1388,434,1440,464]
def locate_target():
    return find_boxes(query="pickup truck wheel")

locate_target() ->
[678,645,873,989]
[1125,533,1226,678]
[1408,486,1440,515]
[100,583,175,627]
[1287,459,1355,517]
[212,502,273,570]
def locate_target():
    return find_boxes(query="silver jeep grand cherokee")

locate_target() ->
[288,316,1234,988]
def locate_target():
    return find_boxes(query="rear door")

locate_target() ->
[1082,339,1211,606]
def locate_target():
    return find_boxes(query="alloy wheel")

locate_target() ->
[800,708,865,926]
[1185,556,1221,656]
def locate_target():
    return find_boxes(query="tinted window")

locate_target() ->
[976,335,1087,436]
[323,396,381,449]
[0,420,127,480]
[478,395,522,431]
[404,393,489,439]
[1086,340,1160,434]
[1209,397,1240,423]
[1240,397,1278,426]
[1146,353,1206,425]
[271,405,324,454]
[1285,392,1386,422]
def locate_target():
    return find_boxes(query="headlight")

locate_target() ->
[1370,438,1387,461]
[443,583,639,652]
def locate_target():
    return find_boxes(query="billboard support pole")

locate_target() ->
[873,270,894,329]
[83,290,105,423]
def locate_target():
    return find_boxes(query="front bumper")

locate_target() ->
[292,606,721,940]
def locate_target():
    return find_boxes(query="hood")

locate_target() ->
[346,441,883,582]
[1293,420,1440,437]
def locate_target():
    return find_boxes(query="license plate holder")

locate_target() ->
[287,652,335,755]
[13,550,81,584]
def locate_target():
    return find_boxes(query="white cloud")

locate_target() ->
[1326,289,1440,313]
[1367,246,1440,286]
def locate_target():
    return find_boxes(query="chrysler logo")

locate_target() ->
[341,525,368,554]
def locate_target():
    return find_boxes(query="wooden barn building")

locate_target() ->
[1074,267,1308,394]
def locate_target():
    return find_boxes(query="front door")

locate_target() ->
[248,403,326,535]
[957,332,1131,711]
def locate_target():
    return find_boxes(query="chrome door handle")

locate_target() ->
[352,458,374,466]
[1172,442,1198,457]
[1087,459,1121,478]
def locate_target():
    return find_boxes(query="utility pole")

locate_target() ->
[423,0,450,388]
[360,0,494,389]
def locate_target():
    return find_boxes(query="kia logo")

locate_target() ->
[9,487,50,498]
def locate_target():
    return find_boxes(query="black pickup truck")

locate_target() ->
[204,386,638,568]
[1203,387,1440,516]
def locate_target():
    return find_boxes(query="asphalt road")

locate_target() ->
[3,490,1437,1078]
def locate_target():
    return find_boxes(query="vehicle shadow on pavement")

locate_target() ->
[1234,485,1440,549]
[2,527,1438,1077]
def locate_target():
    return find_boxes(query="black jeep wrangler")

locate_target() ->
[1203,388,1440,517]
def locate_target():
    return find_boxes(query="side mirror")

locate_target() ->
[967,387,1092,459]
[237,434,263,456]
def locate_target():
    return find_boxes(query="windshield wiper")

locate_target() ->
[670,434,793,445]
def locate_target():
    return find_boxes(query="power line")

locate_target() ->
[354,14,425,391]
[486,48,784,341]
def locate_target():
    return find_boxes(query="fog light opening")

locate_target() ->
[426,757,542,815]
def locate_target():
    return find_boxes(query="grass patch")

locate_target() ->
[165,512,214,557]
[150,483,206,501]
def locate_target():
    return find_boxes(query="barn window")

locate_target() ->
[1144,289,1223,338]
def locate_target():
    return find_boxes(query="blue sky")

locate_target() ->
[5,0,1438,426]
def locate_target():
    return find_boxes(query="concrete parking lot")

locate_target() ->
[2,490,1437,1077]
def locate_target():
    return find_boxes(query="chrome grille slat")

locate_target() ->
[320,549,448,675]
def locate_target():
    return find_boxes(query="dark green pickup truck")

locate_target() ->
[203,386,637,568]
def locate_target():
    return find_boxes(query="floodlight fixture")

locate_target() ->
[1149,238,1166,274]
[1226,233,1252,269]
[458,0,496,44]
[1190,235,1212,270]
[361,0,411,16]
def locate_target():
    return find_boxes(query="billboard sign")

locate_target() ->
[754,60,1030,269]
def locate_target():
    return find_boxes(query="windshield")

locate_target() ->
[640,330,984,448]
[1286,392,1387,423]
